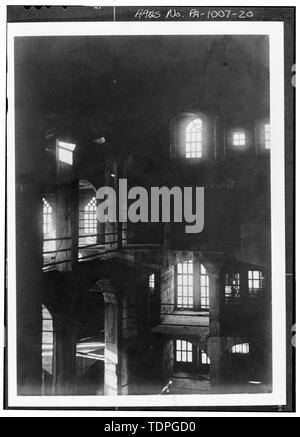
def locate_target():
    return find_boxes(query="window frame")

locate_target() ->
[175,339,194,363]
[248,270,264,298]
[42,197,53,236]
[185,118,203,159]
[83,196,97,235]
[175,260,210,311]
[175,260,194,310]
[232,131,246,147]
[174,340,210,373]
[200,264,210,311]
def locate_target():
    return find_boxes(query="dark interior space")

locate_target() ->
[14,34,271,396]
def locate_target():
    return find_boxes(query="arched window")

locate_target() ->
[43,198,53,235]
[200,264,209,310]
[175,340,193,362]
[232,343,250,354]
[201,350,210,365]
[42,198,56,265]
[84,197,97,234]
[78,180,99,251]
[185,118,203,158]
[42,305,54,394]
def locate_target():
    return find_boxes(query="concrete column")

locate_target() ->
[15,104,45,394]
[207,337,228,387]
[206,262,224,387]
[55,180,79,271]
[193,261,201,309]
[103,290,120,395]
[53,314,77,395]
[104,162,119,250]
[207,263,222,337]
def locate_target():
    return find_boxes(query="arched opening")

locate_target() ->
[78,180,104,261]
[42,304,54,395]
[157,338,211,394]
[42,197,56,267]
[170,112,210,159]
[199,263,210,310]
[185,118,203,158]
[75,279,119,395]
[75,282,105,395]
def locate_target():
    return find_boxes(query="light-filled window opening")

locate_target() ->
[43,198,53,235]
[248,270,264,297]
[232,132,246,146]
[84,197,97,234]
[225,273,240,302]
[264,124,271,149]
[58,140,76,165]
[149,274,155,289]
[200,264,209,310]
[185,118,202,158]
[232,343,250,354]
[177,260,193,309]
[42,198,56,258]
[201,350,210,365]
[175,340,193,362]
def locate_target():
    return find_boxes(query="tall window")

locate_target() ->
[84,197,97,235]
[232,132,246,146]
[200,264,209,310]
[225,272,240,303]
[175,340,193,362]
[57,140,76,165]
[232,343,249,354]
[42,305,54,394]
[264,124,271,149]
[43,198,53,235]
[248,270,264,297]
[176,260,193,309]
[42,198,56,259]
[185,118,202,158]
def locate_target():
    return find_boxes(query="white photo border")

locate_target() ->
[6,20,286,409]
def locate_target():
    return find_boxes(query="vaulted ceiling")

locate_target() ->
[14,35,269,150]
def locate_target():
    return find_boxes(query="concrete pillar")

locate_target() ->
[118,342,135,395]
[207,263,222,337]
[104,162,119,250]
[207,337,228,387]
[103,290,120,395]
[206,262,223,387]
[53,314,77,395]
[55,180,79,271]
[15,104,45,394]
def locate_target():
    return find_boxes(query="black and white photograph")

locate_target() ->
[3,4,295,414]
